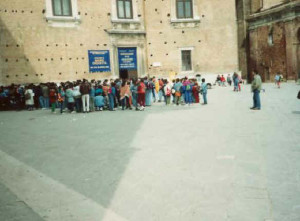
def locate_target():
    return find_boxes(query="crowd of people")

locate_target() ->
[0,76,209,113]
[215,73,244,92]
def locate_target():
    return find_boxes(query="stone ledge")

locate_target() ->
[247,1,300,28]
[45,16,81,28]
[170,18,201,23]
[111,19,141,24]
[46,16,81,23]
[106,29,146,35]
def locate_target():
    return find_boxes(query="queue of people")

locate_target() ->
[0,76,209,112]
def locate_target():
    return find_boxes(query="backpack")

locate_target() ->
[147,81,153,90]
[166,88,171,96]
[25,92,31,100]
[58,93,64,102]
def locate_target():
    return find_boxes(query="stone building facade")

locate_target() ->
[1,0,298,85]
[0,0,239,85]
[237,0,300,82]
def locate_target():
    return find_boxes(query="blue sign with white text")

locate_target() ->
[118,48,137,70]
[88,50,111,73]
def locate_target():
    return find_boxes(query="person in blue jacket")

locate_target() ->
[201,78,208,105]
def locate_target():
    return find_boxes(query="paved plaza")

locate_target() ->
[0,83,300,221]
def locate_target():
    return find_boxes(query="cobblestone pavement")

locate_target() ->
[0,83,300,221]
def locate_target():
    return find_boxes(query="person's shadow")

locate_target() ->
[292,111,300,114]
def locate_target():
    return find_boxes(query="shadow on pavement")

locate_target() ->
[0,183,44,221]
[0,110,147,220]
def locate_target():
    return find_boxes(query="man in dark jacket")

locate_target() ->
[41,83,49,109]
[80,79,91,113]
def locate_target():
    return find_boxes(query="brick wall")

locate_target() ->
[248,18,299,82]
[249,22,287,81]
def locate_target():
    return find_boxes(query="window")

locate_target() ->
[176,0,193,19]
[117,0,133,19]
[45,0,80,27]
[52,0,72,16]
[268,33,273,46]
[181,50,192,71]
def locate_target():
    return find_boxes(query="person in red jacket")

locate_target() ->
[220,75,226,87]
[192,82,200,103]
[137,79,146,110]
[49,87,57,113]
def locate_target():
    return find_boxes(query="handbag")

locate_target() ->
[175,91,181,97]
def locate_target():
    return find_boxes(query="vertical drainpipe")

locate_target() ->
[142,0,149,78]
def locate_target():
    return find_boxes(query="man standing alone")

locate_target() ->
[250,70,262,110]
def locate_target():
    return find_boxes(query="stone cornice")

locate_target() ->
[246,1,300,29]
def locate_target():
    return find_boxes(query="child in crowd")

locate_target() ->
[137,79,146,110]
[227,74,232,86]
[49,87,57,113]
[66,85,75,113]
[275,73,281,88]
[174,79,182,105]
[183,77,192,105]
[94,93,104,111]
[73,84,81,112]
[164,80,172,105]
[25,86,35,111]
[120,81,132,110]
[57,86,65,114]
[201,78,208,105]
[192,82,200,103]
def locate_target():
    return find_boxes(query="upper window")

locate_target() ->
[176,0,193,19]
[117,0,133,19]
[52,0,72,16]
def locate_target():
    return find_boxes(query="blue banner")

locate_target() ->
[118,48,137,70]
[88,50,111,73]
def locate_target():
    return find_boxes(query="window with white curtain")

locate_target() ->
[117,0,133,19]
[52,0,72,16]
[176,0,193,19]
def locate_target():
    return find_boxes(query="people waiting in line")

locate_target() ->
[0,76,212,112]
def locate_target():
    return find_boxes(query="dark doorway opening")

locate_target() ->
[120,69,129,80]
[119,69,138,80]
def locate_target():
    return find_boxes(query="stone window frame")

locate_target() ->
[171,0,200,23]
[45,0,81,27]
[179,47,194,73]
[111,0,140,23]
